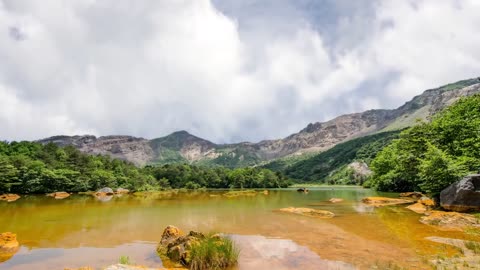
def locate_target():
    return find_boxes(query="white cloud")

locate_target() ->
[0,0,479,143]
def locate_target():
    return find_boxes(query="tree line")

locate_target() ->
[0,141,291,194]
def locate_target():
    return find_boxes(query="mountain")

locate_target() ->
[37,78,480,167]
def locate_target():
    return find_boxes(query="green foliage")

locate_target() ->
[370,94,480,194]
[189,234,239,270]
[0,141,290,194]
[264,130,401,182]
[417,143,468,194]
[119,255,131,265]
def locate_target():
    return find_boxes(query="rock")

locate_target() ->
[160,225,184,246]
[420,210,480,231]
[361,197,413,207]
[263,190,269,195]
[440,174,480,212]
[47,192,70,199]
[297,188,309,193]
[116,188,130,194]
[418,196,435,206]
[0,232,19,263]
[0,194,20,202]
[278,207,335,218]
[329,198,343,203]
[97,187,114,195]
[406,203,428,214]
[103,264,185,270]
[64,267,94,270]
[157,226,205,266]
[399,192,424,199]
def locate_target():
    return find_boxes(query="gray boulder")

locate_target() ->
[440,174,480,212]
[97,187,114,195]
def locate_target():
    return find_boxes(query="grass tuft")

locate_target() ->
[189,234,239,270]
[464,241,480,254]
[119,255,130,265]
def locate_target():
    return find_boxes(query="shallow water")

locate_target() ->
[0,188,477,269]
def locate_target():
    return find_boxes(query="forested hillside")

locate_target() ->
[263,130,401,182]
[0,142,291,194]
[368,94,480,194]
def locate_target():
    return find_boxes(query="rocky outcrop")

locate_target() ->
[0,194,20,202]
[47,192,70,199]
[0,232,19,263]
[440,174,480,212]
[362,197,413,207]
[420,211,480,231]
[278,207,335,218]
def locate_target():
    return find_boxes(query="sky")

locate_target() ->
[0,0,479,143]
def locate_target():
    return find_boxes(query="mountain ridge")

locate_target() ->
[37,77,480,167]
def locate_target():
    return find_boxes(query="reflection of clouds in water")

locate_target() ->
[230,235,357,270]
[235,235,299,259]
[353,203,374,213]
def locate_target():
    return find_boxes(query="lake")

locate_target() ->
[0,188,475,269]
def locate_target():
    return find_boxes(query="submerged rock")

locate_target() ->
[297,188,309,193]
[103,264,185,270]
[406,203,428,214]
[0,232,19,263]
[0,194,20,202]
[263,190,269,195]
[420,210,480,231]
[362,197,413,207]
[440,174,480,212]
[278,207,335,218]
[47,192,70,199]
[329,198,344,203]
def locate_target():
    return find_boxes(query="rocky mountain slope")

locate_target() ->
[37,78,480,167]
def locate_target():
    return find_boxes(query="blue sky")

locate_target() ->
[0,0,479,143]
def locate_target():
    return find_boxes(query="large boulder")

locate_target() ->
[0,232,19,263]
[440,174,480,212]
[97,187,114,195]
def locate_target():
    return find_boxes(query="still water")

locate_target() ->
[0,188,476,269]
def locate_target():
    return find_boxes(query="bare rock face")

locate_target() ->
[37,135,154,166]
[440,174,480,212]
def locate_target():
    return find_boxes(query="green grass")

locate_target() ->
[189,234,239,270]
[465,241,480,254]
[119,255,130,265]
